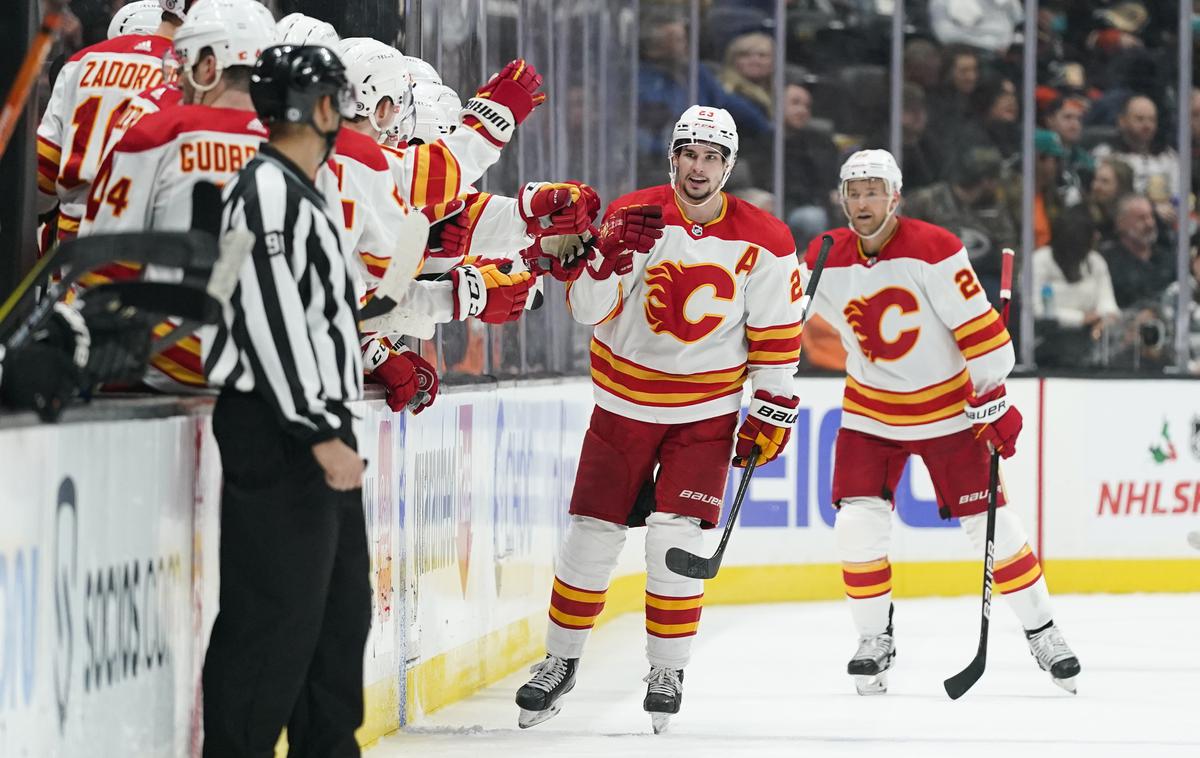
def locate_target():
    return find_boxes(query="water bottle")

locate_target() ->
[1040,282,1054,318]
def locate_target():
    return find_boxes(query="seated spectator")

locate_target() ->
[1091,94,1179,227]
[1088,157,1135,243]
[1042,94,1095,189]
[1032,129,1074,249]
[1032,206,1120,367]
[1158,247,1200,375]
[635,11,771,183]
[951,73,1021,162]
[926,44,980,133]
[716,31,775,124]
[904,145,1019,308]
[1098,194,1177,309]
[1190,87,1200,202]
[862,83,942,191]
[775,74,840,244]
[903,38,942,92]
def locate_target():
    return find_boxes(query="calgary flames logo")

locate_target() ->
[644,260,736,343]
[843,287,921,362]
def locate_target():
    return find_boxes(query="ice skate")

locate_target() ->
[515,655,577,728]
[642,666,684,734]
[847,632,895,695]
[1026,623,1081,694]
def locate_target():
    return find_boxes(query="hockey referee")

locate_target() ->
[200,45,371,758]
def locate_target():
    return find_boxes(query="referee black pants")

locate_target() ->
[203,393,371,758]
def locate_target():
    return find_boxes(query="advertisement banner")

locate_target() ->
[1042,379,1200,560]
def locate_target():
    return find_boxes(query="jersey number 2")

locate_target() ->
[954,268,981,300]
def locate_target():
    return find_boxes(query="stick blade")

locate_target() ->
[943,656,985,700]
[664,547,717,580]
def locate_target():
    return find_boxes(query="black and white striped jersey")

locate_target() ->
[204,144,363,444]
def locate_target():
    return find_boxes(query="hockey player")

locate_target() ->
[800,149,1081,695]
[35,1,177,246]
[515,106,804,732]
[275,11,339,46]
[107,1,165,38]
[78,0,276,389]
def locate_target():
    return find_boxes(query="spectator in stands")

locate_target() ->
[636,11,769,183]
[1190,88,1200,202]
[952,73,1021,162]
[1099,194,1177,309]
[717,31,775,124]
[1042,94,1095,189]
[1088,157,1135,243]
[1032,206,1120,367]
[1031,129,1073,249]
[927,44,980,133]
[1092,95,1180,228]
[903,38,942,92]
[776,74,840,245]
[904,144,1018,308]
[896,83,942,191]
[1159,246,1200,375]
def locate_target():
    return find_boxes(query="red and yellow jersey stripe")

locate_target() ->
[409,141,462,207]
[148,324,207,388]
[842,558,892,600]
[36,136,62,196]
[842,370,969,428]
[645,590,703,638]
[954,309,1011,361]
[994,544,1043,595]
[746,320,802,365]
[589,338,746,409]
[548,578,607,631]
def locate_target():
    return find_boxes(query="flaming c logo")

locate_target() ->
[843,287,921,362]
[644,260,736,342]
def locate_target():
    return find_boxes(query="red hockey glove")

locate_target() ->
[462,59,546,146]
[450,263,536,323]
[590,204,665,279]
[403,348,439,415]
[422,198,467,258]
[965,385,1023,458]
[518,181,599,236]
[734,390,800,468]
[363,339,418,412]
[519,232,592,282]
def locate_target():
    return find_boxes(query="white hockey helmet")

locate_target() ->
[275,12,339,47]
[839,149,903,197]
[404,55,442,85]
[160,0,192,24]
[172,0,276,92]
[668,105,738,191]
[109,0,163,38]
[410,82,461,144]
[337,37,415,140]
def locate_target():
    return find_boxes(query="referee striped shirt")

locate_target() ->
[204,144,363,443]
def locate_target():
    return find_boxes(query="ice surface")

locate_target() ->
[369,594,1200,758]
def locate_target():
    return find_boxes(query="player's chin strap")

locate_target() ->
[843,191,900,243]
[186,62,224,102]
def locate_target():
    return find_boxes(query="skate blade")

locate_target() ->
[518,704,561,729]
[650,712,671,734]
[854,672,888,696]
[1051,675,1078,695]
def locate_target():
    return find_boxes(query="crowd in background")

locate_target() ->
[39,0,1200,377]
[637,0,1200,375]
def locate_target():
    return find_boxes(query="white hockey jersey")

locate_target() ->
[78,104,268,388]
[381,125,500,209]
[799,219,1014,442]
[36,33,173,238]
[101,82,183,160]
[568,185,803,424]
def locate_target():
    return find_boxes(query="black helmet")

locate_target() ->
[250,44,355,125]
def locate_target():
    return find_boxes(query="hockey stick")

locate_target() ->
[665,233,836,580]
[0,1,68,160]
[944,247,1015,700]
